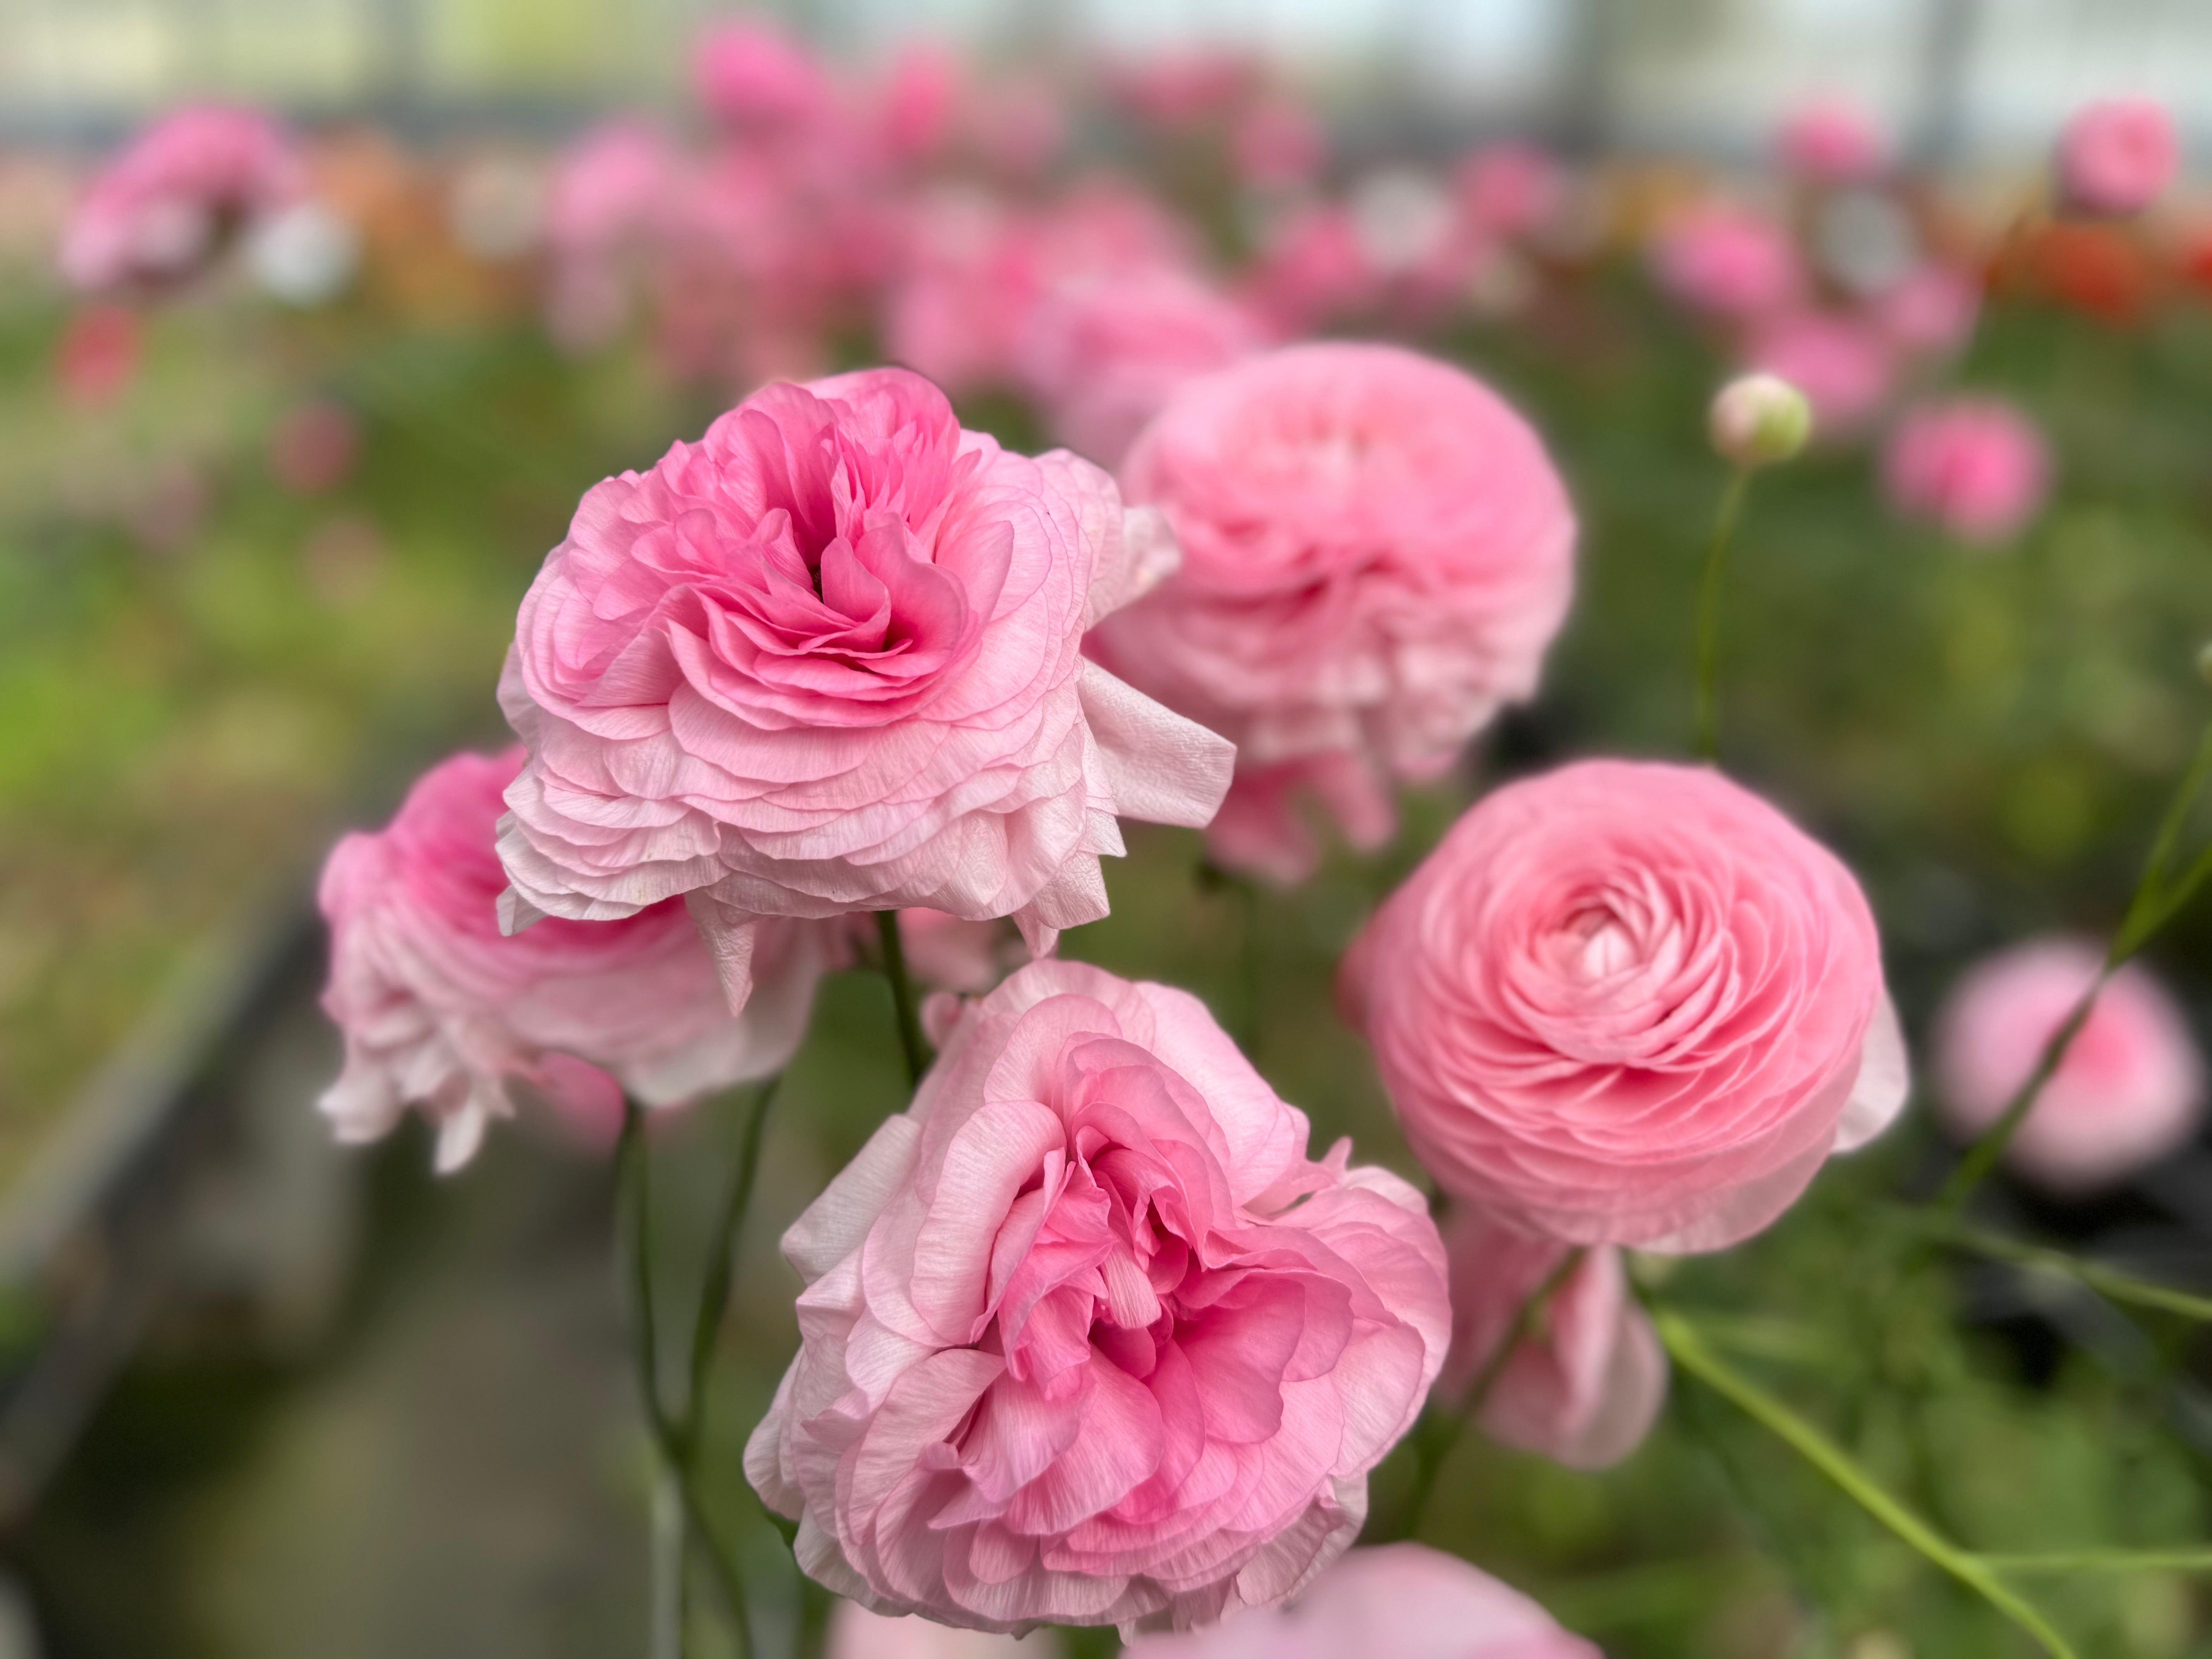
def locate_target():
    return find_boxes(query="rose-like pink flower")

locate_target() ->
[1124,1544,1597,1659]
[1875,263,1982,358]
[61,105,303,293]
[496,367,1233,1011]
[1240,203,1376,335]
[1778,97,1888,184]
[871,45,963,168]
[1090,343,1575,884]
[318,749,838,1173]
[898,908,1021,995]
[695,21,838,141]
[2057,98,2179,217]
[1882,397,2052,546]
[1437,1209,1665,1469]
[1018,266,1270,467]
[1935,938,2205,1195]
[545,120,673,258]
[745,958,1449,1633]
[1232,96,1326,191]
[1744,310,1896,436]
[1341,761,1908,1251]
[828,1599,1035,1658]
[1650,203,1805,321]
[1455,143,1565,242]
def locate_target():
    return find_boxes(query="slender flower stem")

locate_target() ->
[1895,1210,2212,1323]
[1692,467,1753,762]
[1391,1246,1586,1543]
[1655,1309,2078,1659]
[682,1077,780,1455]
[875,910,932,1089]
[651,1466,686,1659]
[1941,714,2212,1212]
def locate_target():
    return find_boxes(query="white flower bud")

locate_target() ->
[1709,373,1814,468]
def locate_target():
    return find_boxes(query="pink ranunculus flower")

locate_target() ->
[745,959,1450,1634]
[545,120,673,259]
[1744,310,1897,437]
[1935,939,2206,1195]
[1341,760,1908,1251]
[1231,95,1326,191]
[1881,396,2052,546]
[828,1599,1039,1658]
[1437,1208,1665,1469]
[898,909,1022,995]
[1124,1544,1598,1659]
[495,367,1234,1012]
[318,749,839,1173]
[1777,96,1888,185]
[2056,98,2179,217]
[1874,263,1982,359]
[694,20,839,142]
[60,104,303,293]
[1018,266,1271,467]
[1090,342,1575,884]
[1455,143,1566,242]
[1649,203,1805,321]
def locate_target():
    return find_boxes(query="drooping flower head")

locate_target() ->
[319,749,838,1172]
[1437,1208,1666,1469]
[746,959,1449,1633]
[496,368,1233,1010]
[61,104,304,294]
[1342,761,1908,1251]
[1091,342,1575,883]
[2056,98,2179,217]
[1882,396,2052,546]
[1935,938,2205,1195]
[1124,1544,1599,1658]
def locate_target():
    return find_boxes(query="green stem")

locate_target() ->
[1903,1212,2212,1322]
[681,1078,781,1456]
[650,1465,685,1659]
[1692,467,1752,762]
[1656,1309,2078,1659]
[1392,1246,1586,1543]
[1978,1549,2212,1576]
[875,910,933,1089]
[1936,973,2108,1213]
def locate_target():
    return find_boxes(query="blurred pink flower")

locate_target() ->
[1437,1209,1665,1469]
[1650,203,1804,321]
[268,397,361,495]
[890,908,1021,996]
[1936,938,2205,1195]
[1874,263,1982,358]
[1777,96,1888,184]
[1240,202,1377,335]
[1882,396,2052,545]
[1125,1544,1598,1659]
[1341,761,1908,1251]
[2057,98,2179,216]
[872,43,963,168]
[61,104,302,293]
[1745,310,1897,436]
[746,958,1449,1632]
[318,749,839,1173]
[495,367,1233,1010]
[1455,142,1565,241]
[1112,51,1256,130]
[1019,264,1270,465]
[1232,94,1326,190]
[544,120,673,258]
[55,303,141,404]
[1092,342,1575,883]
[694,21,838,142]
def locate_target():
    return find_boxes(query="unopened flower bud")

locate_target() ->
[1709,373,1814,467]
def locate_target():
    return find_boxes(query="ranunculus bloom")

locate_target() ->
[1090,342,1575,883]
[1018,266,1270,467]
[1341,760,1908,1251]
[1124,1544,1598,1659]
[694,21,838,141]
[897,908,1021,995]
[318,749,838,1172]
[1874,263,1982,358]
[1649,203,1804,321]
[495,368,1233,1012]
[829,1599,1036,1658]
[1231,96,1326,191]
[545,120,673,259]
[61,104,303,293]
[1882,397,2052,546]
[1437,1209,1665,1469]
[1934,938,2205,1195]
[745,959,1450,1633]
[1455,143,1565,242]
[2056,98,2179,217]
[1744,311,1896,436]
[1777,97,1888,184]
